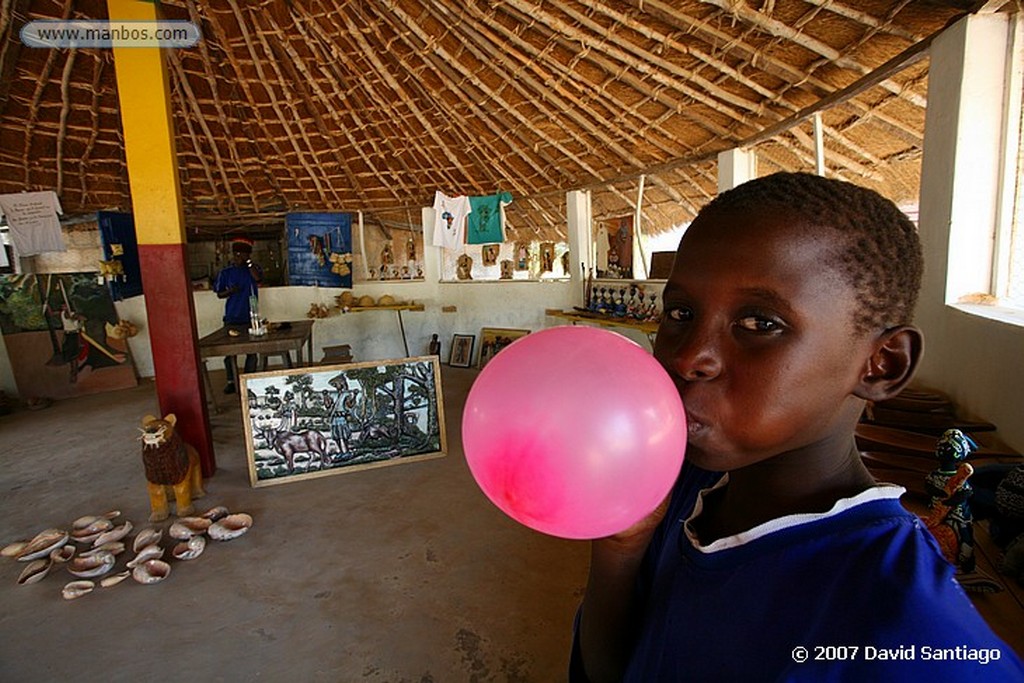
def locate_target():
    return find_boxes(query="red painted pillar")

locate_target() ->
[109,0,215,475]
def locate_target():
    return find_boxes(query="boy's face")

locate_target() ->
[654,210,876,472]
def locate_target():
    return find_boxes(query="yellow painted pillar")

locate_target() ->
[108,0,215,475]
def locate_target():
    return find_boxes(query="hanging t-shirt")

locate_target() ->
[0,191,65,256]
[466,192,513,245]
[432,191,472,249]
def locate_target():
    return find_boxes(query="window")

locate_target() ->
[994,57,1024,309]
[987,14,1019,313]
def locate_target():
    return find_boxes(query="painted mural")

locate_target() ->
[0,273,137,399]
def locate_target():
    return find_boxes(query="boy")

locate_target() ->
[572,173,1023,681]
[214,236,263,393]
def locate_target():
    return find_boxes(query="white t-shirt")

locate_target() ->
[0,191,65,256]
[431,191,472,249]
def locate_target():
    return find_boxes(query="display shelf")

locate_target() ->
[344,303,425,312]
[545,309,659,346]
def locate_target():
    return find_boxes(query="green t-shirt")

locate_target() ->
[466,192,513,244]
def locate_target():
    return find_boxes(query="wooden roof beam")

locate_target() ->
[698,0,926,106]
[200,3,296,210]
[236,2,343,208]
[183,0,260,211]
[380,1,592,191]
[0,0,31,117]
[167,50,237,213]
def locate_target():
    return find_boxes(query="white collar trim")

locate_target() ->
[684,474,906,554]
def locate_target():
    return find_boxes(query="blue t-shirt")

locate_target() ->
[572,462,1024,682]
[214,264,261,326]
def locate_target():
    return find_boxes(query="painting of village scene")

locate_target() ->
[240,356,446,487]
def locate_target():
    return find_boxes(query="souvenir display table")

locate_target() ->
[545,309,659,347]
[198,319,314,412]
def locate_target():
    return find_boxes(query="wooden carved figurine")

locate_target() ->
[923,428,977,572]
[140,413,205,522]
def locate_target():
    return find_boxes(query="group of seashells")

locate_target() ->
[2,506,253,600]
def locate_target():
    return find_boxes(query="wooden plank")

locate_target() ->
[863,406,997,433]
[856,424,1022,459]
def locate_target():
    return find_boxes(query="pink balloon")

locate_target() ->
[462,325,686,540]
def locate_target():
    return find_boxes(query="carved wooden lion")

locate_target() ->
[140,413,205,522]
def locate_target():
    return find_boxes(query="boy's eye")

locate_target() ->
[736,316,784,333]
[665,306,694,322]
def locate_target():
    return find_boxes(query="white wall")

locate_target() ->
[111,279,580,379]
[916,13,1024,452]
[0,193,661,394]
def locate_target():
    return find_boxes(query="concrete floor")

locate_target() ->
[0,366,589,682]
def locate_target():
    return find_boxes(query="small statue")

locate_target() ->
[456,254,473,281]
[428,333,441,356]
[140,414,205,522]
[923,429,978,573]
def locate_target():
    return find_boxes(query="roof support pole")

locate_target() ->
[107,0,215,476]
[716,147,758,193]
[814,113,826,176]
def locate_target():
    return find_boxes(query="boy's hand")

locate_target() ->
[596,494,671,555]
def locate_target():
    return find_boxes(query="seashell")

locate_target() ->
[62,580,95,600]
[169,517,212,540]
[127,544,164,568]
[2,540,28,558]
[377,294,397,306]
[131,559,171,585]
[133,527,163,552]
[200,506,229,522]
[80,541,125,558]
[72,515,101,530]
[50,544,76,564]
[336,291,354,307]
[72,517,113,535]
[16,529,69,561]
[208,513,253,541]
[171,535,206,561]
[92,521,133,547]
[357,295,375,307]
[74,510,119,529]
[72,516,99,532]
[66,550,115,578]
[17,558,52,585]
[100,570,131,588]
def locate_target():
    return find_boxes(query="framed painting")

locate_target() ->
[240,356,446,487]
[449,334,475,368]
[477,327,530,369]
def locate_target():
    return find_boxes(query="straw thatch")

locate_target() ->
[0,0,1009,241]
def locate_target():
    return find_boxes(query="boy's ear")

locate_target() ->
[854,325,923,402]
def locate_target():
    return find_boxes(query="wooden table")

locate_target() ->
[198,319,314,411]
[545,309,660,347]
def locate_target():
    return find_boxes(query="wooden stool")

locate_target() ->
[259,352,293,371]
[320,344,353,365]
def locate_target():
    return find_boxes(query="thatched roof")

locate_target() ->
[0,1,1004,241]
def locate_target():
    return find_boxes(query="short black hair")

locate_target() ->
[696,172,923,333]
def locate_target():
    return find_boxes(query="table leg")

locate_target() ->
[201,360,221,414]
